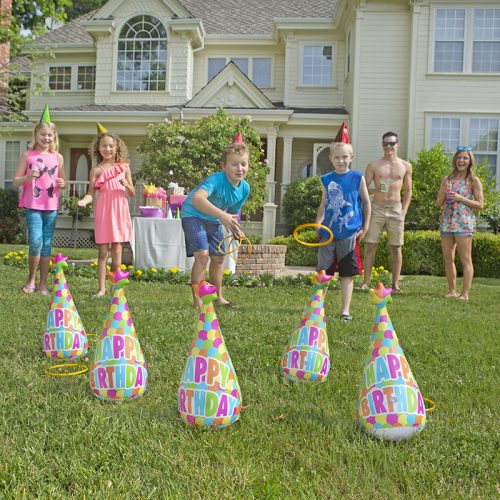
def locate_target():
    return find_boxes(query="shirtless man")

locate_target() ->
[362,132,412,291]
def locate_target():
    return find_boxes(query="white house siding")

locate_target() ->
[284,32,345,109]
[410,3,500,156]
[31,54,97,111]
[355,4,411,169]
[191,44,286,104]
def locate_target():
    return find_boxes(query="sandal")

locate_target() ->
[340,313,353,321]
[39,289,50,296]
[21,284,36,295]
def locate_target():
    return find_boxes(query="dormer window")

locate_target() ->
[116,15,167,91]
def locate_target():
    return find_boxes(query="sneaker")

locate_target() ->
[340,314,353,321]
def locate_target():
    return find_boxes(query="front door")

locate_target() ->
[69,148,92,197]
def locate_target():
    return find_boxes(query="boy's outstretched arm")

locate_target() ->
[192,189,242,235]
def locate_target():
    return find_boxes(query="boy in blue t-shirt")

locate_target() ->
[181,139,250,310]
[315,142,371,321]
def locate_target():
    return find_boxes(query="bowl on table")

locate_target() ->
[139,206,163,218]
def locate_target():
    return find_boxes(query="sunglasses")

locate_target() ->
[382,141,397,147]
[456,145,472,151]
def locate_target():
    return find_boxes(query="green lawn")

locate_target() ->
[0,261,498,497]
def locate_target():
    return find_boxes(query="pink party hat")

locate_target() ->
[232,131,244,144]
[42,253,88,359]
[90,270,148,400]
[356,283,426,441]
[178,281,242,429]
[281,270,332,382]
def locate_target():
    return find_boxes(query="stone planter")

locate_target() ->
[235,244,287,276]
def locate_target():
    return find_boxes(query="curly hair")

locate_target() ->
[221,143,249,163]
[90,132,129,164]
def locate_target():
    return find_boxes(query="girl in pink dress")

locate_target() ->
[78,131,135,298]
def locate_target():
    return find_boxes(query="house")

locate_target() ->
[1,0,499,244]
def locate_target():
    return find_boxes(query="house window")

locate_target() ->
[207,57,272,87]
[430,117,461,151]
[430,116,499,187]
[433,8,500,73]
[4,141,22,189]
[48,65,96,91]
[302,45,333,86]
[116,15,167,91]
[49,66,72,90]
[77,66,96,90]
[472,9,500,73]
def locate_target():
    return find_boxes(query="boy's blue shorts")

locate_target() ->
[181,217,225,257]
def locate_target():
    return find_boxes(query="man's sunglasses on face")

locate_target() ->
[382,141,397,147]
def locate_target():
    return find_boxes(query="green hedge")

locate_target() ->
[268,230,500,278]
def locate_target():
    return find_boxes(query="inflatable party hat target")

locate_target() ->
[356,283,426,441]
[42,253,88,359]
[90,270,148,400]
[281,270,332,382]
[178,281,242,429]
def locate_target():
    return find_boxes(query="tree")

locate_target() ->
[138,108,270,217]
[66,0,106,21]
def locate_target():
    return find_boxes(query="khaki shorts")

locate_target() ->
[364,202,404,246]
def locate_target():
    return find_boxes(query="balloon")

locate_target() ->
[281,270,332,382]
[89,270,148,400]
[356,283,426,441]
[178,281,242,429]
[41,253,88,359]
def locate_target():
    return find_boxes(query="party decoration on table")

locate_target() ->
[142,183,167,216]
[96,121,108,134]
[178,281,242,429]
[293,223,334,247]
[281,270,332,382]
[356,283,426,441]
[217,234,253,262]
[42,253,88,360]
[166,182,185,196]
[90,269,148,400]
[40,104,52,124]
[334,120,350,144]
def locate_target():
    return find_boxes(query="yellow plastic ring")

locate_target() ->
[231,236,253,262]
[293,223,334,247]
[45,363,89,377]
[217,234,242,255]
[424,397,436,413]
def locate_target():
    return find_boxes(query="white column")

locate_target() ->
[280,136,293,223]
[265,126,278,203]
[262,202,277,243]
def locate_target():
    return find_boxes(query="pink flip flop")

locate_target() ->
[21,284,36,295]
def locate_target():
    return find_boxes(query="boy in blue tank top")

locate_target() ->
[181,135,250,310]
[315,142,371,321]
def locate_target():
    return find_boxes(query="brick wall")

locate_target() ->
[235,244,287,276]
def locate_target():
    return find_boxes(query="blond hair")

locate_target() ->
[31,122,59,152]
[221,143,250,164]
[90,132,129,164]
[330,141,353,156]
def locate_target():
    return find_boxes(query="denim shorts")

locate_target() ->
[181,217,225,257]
[25,208,58,257]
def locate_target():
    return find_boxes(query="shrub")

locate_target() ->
[0,188,25,244]
[269,230,500,278]
[282,176,322,231]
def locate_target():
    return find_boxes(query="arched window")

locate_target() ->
[116,15,167,91]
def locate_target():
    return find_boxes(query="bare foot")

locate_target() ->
[457,295,469,300]
[445,292,458,298]
[215,298,231,306]
[193,297,202,312]
[92,290,106,299]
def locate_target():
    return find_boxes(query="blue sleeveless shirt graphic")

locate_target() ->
[320,170,363,240]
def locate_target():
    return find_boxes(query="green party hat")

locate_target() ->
[40,104,51,124]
